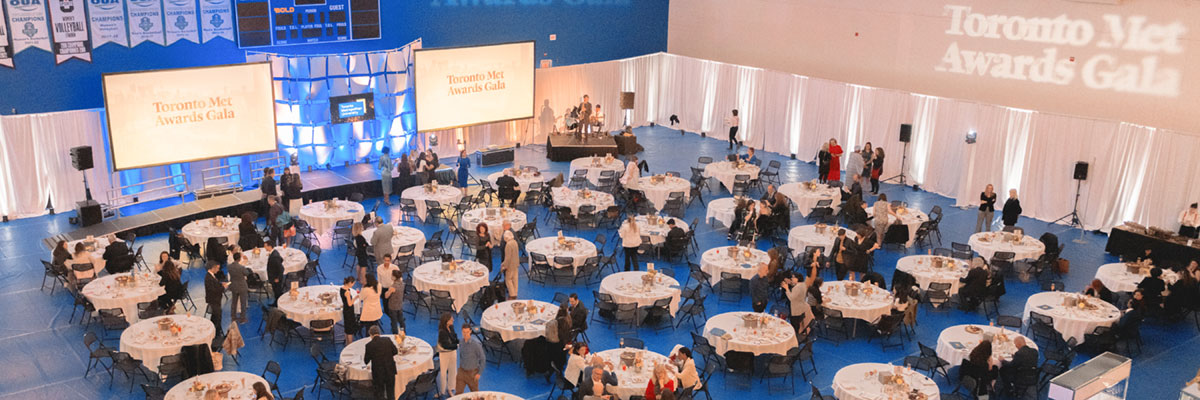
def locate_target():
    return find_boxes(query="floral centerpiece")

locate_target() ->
[815,223,827,234]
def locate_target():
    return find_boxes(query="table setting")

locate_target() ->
[832,363,940,400]
[1022,291,1121,343]
[593,348,677,400]
[599,269,681,316]
[622,214,688,246]
[244,246,308,281]
[411,260,490,311]
[895,255,970,294]
[67,235,119,259]
[276,284,347,327]
[569,155,626,186]
[551,187,616,216]
[704,197,739,229]
[525,235,598,273]
[935,324,1038,367]
[866,204,929,247]
[821,280,895,325]
[968,231,1046,261]
[787,223,857,258]
[702,312,798,356]
[401,183,464,222]
[339,334,435,399]
[182,216,241,251]
[481,299,559,342]
[489,168,544,193]
[120,314,216,372]
[461,207,528,241]
[362,225,428,258]
[699,246,770,285]
[446,392,524,400]
[778,181,841,217]
[299,199,364,236]
[702,160,760,193]
[1095,261,1180,293]
[165,371,268,400]
[628,175,690,211]
[82,271,165,323]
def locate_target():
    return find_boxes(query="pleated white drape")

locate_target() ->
[0,110,114,218]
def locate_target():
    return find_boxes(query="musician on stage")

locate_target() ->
[593,105,605,132]
[578,95,593,134]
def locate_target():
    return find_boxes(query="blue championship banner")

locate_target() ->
[47,0,91,63]
[162,0,197,45]
[5,0,52,54]
[86,0,129,48]
[125,0,164,46]
[198,0,232,43]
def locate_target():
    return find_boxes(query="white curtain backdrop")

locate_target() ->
[4,52,1199,234]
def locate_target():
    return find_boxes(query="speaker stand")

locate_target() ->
[1053,179,1088,243]
[81,171,93,201]
[883,141,910,185]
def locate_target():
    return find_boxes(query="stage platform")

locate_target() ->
[545,133,620,161]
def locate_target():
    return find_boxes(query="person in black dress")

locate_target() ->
[816,143,832,184]
[961,340,998,396]
[341,276,359,346]
[397,153,413,194]
[869,147,884,194]
[157,256,185,311]
[352,222,371,283]
[1001,189,1022,227]
[474,223,493,271]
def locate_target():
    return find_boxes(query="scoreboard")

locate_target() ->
[235,0,381,48]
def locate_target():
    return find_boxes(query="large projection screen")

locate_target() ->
[102,62,278,171]
[414,41,535,132]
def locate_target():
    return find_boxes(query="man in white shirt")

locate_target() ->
[619,155,640,186]
[1180,203,1200,238]
[726,109,740,150]
[593,105,605,132]
[377,254,400,333]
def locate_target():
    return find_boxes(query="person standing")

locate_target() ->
[370,217,394,266]
[619,155,641,186]
[227,252,250,324]
[260,167,277,215]
[749,264,770,313]
[860,142,874,189]
[437,313,460,397]
[377,254,399,332]
[204,261,227,335]
[1001,189,1022,227]
[619,216,642,271]
[265,242,285,303]
[281,168,304,215]
[378,147,394,205]
[844,146,864,187]
[784,261,818,335]
[362,326,398,400]
[385,269,406,334]
[397,153,413,195]
[457,150,472,195]
[359,274,384,334]
[726,109,740,149]
[1180,203,1200,238]
[340,276,359,345]
[474,223,493,271]
[826,138,843,182]
[870,147,885,194]
[501,231,520,299]
[976,184,998,233]
[456,323,485,394]
[816,143,832,184]
[578,95,593,134]
[873,193,897,245]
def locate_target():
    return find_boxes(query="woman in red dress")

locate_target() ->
[826,138,843,181]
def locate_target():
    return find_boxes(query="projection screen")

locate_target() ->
[414,41,535,132]
[102,62,278,171]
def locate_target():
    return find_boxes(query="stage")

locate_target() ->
[545,133,620,161]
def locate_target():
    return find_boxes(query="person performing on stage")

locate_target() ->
[578,95,593,134]
[593,105,605,133]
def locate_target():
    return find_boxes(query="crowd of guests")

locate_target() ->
[726,184,790,242]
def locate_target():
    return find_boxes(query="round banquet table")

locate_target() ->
[411,260,490,311]
[778,182,841,217]
[181,217,240,250]
[1022,291,1121,343]
[705,197,738,229]
[525,236,598,274]
[593,348,677,400]
[787,224,856,257]
[699,246,770,286]
[895,255,970,295]
[165,371,267,400]
[702,161,760,193]
[702,312,798,356]
[276,285,346,327]
[488,170,544,193]
[599,271,681,316]
[569,156,625,186]
[82,272,165,323]
[446,391,524,400]
[461,208,527,242]
[628,175,691,211]
[481,300,560,342]
[820,280,894,324]
[299,200,364,236]
[832,363,940,400]
[66,236,120,260]
[935,324,1038,367]
[362,225,428,258]
[120,315,216,372]
[866,206,930,247]
[551,187,616,216]
[244,246,307,281]
[1095,263,1180,293]
[621,215,689,246]
[968,232,1046,261]
[401,185,463,222]
[340,335,435,399]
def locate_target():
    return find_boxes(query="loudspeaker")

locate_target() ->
[1074,162,1089,180]
[70,146,93,171]
[76,200,102,227]
[899,124,912,143]
[620,92,635,110]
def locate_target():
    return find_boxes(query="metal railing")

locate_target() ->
[249,154,286,185]
[200,163,242,192]
[105,172,189,217]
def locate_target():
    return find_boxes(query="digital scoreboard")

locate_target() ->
[235,0,381,48]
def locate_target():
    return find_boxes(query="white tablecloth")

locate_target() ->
[1095,263,1180,293]
[621,215,688,246]
[593,348,676,400]
[401,186,463,222]
[699,246,770,285]
[1023,292,1121,343]
[299,200,364,236]
[832,363,940,400]
[702,312,798,356]
[525,237,597,273]
[866,206,930,247]
[787,224,856,257]
[182,217,241,249]
[362,225,428,258]
[895,255,970,295]
[277,285,346,327]
[411,260,489,311]
[165,371,267,400]
[968,232,1046,261]
[935,324,1037,367]
[778,182,840,217]
[82,272,165,323]
[66,236,118,260]
[339,335,435,399]
[705,197,737,228]
[120,315,216,372]
[599,271,681,316]
[702,161,760,192]
[446,391,524,400]
[551,187,616,216]
[628,176,690,211]
[461,208,527,241]
[821,281,894,323]
[569,156,625,186]
[488,170,544,193]
[244,247,308,280]
[481,300,559,342]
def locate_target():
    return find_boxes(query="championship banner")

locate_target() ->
[86,0,129,48]
[198,0,232,43]
[162,0,198,45]
[5,0,52,54]
[47,0,92,63]
[0,4,14,68]
[125,0,164,46]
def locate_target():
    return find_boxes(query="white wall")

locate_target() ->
[668,0,1200,133]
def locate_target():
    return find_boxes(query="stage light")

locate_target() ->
[965,130,977,144]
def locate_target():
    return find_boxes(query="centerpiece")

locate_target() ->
[651,174,666,184]
[815,223,827,234]
[741,313,762,329]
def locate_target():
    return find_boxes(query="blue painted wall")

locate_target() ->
[0,0,669,114]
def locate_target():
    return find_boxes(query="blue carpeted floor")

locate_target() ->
[1,125,1195,400]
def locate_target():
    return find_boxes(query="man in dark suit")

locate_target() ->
[860,270,886,289]
[204,261,227,335]
[265,241,285,303]
[664,219,688,258]
[1137,267,1167,312]
[999,337,1038,393]
[830,229,850,280]
[843,173,864,203]
[567,293,588,338]
[226,252,250,324]
[362,326,398,400]
[496,172,521,207]
[102,239,134,274]
[958,259,989,311]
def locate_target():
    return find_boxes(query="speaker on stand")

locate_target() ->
[1054,161,1089,243]
[69,146,102,227]
[883,124,912,186]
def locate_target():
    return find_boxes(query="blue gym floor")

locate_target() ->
[1,125,1194,399]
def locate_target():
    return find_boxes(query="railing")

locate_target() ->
[200,163,242,192]
[248,154,286,186]
[105,172,189,217]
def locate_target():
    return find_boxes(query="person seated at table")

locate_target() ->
[844,196,869,226]
[102,238,134,274]
[842,173,863,203]
[1129,248,1155,265]
[749,264,771,313]
[1039,232,1059,257]
[564,342,591,386]
[960,340,997,396]
[1137,267,1167,313]
[577,363,616,400]
[664,219,689,258]
[998,337,1038,393]
[567,294,589,338]
[890,284,914,316]
[770,190,790,229]
[496,169,521,207]
[644,364,676,400]
[752,199,775,237]
[672,347,701,392]
[252,382,274,400]
[619,155,641,186]
[1166,271,1199,319]
[738,147,758,165]
[1083,279,1115,305]
[860,270,886,289]
[727,198,752,240]
[1187,260,1200,282]
[52,240,71,266]
[66,242,101,284]
[959,257,990,311]
[157,257,185,312]
[761,184,779,204]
